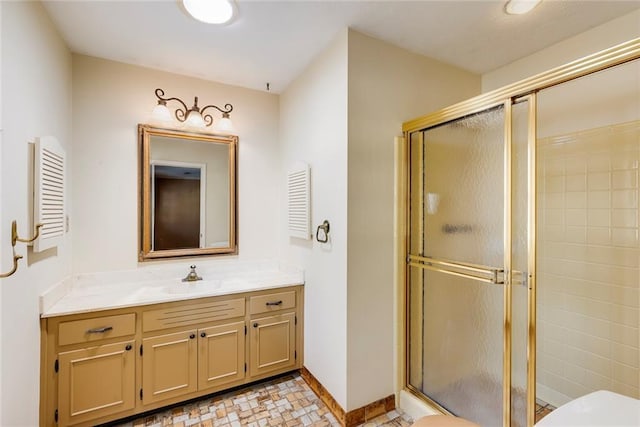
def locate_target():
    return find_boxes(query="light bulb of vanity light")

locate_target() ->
[214,113,235,134]
[504,0,542,15]
[184,109,206,130]
[150,102,172,127]
[183,0,234,24]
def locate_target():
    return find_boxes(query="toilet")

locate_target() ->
[535,390,640,426]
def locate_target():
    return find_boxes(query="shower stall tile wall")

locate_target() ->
[537,120,640,407]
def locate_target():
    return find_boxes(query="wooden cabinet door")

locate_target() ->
[249,312,296,377]
[58,340,135,426]
[142,330,197,405]
[198,321,245,390]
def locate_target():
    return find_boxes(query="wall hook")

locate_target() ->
[316,220,330,243]
[0,252,23,278]
[11,220,43,246]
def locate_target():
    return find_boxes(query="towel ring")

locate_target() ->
[316,220,330,243]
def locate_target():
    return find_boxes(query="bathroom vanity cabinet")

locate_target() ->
[40,285,303,427]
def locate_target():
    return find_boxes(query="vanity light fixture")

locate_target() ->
[182,0,235,24]
[150,88,234,133]
[504,0,542,15]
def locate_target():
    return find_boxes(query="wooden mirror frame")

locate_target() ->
[138,124,237,261]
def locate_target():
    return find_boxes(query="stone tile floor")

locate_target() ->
[112,372,413,427]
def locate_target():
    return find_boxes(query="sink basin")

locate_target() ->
[165,280,222,294]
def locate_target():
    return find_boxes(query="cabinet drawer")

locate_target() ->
[58,313,136,346]
[143,298,245,332]
[249,291,296,315]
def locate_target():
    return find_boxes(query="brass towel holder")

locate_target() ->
[316,220,330,243]
[0,220,43,278]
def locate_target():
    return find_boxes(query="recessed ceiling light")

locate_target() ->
[504,0,542,15]
[183,0,235,24]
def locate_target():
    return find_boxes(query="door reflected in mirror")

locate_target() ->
[152,163,203,250]
[139,125,237,260]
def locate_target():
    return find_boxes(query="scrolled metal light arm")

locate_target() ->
[201,103,233,127]
[154,88,233,128]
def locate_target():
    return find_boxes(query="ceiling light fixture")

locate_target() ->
[182,0,235,24]
[150,88,234,134]
[504,0,542,15]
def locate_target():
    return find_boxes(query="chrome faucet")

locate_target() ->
[182,265,202,282]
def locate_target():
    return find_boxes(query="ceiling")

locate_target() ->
[42,0,640,94]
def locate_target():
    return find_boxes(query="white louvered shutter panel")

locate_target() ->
[288,163,310,239]
[34,136,65,252]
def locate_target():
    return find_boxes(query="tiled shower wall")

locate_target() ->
[537,120,640,407]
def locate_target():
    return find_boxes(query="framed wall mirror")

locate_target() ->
[138,125,237,260]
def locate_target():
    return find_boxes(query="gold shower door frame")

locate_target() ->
[397,38,640,427]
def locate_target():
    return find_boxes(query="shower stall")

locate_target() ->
[400,40,639,427]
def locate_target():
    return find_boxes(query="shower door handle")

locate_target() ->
[511,270,528,287]
[493,270,529,287]
[408,255,505,285]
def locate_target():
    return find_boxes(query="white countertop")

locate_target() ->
[40,260,304,318]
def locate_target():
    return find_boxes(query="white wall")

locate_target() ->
[279,30,349,408]
[345,30,480,410]
[279,28,480,411]
[0,1,72,425]
[482,9,640,92]
[72,55,280,273]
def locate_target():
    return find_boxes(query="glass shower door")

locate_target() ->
[407,105,509,426]
[404,41,639,427]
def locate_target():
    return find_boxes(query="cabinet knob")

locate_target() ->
[189,334,196,339]
[200,332,206,338]
[125,344,132,351]
[253,322,259,328]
